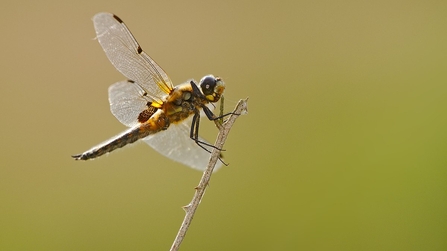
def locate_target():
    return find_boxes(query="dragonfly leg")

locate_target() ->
[190,112,227,154]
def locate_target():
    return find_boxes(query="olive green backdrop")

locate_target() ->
[1,0,446,250]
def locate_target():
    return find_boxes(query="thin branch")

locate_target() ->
[169,98,249,251]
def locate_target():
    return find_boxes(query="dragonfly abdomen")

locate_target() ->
[73,112,169,160]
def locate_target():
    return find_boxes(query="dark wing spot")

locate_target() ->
[137,46,143,54]
[128,79,135,84]
[138,106,157,123]
[113,15,124,23]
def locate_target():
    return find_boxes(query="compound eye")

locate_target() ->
[199,75,217,96]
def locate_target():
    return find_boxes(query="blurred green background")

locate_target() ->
[1,0,446,250]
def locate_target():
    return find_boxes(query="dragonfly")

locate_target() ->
[72,12,227,171]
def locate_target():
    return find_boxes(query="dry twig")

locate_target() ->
[169,98,249,251]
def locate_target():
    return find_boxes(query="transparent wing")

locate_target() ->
[142,116,223,171]
[93,12,173,103]
[108,80,151,127]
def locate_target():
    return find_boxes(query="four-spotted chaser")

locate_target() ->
[72,13,226,171]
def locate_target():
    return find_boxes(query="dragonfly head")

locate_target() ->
[199,75,225,103]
